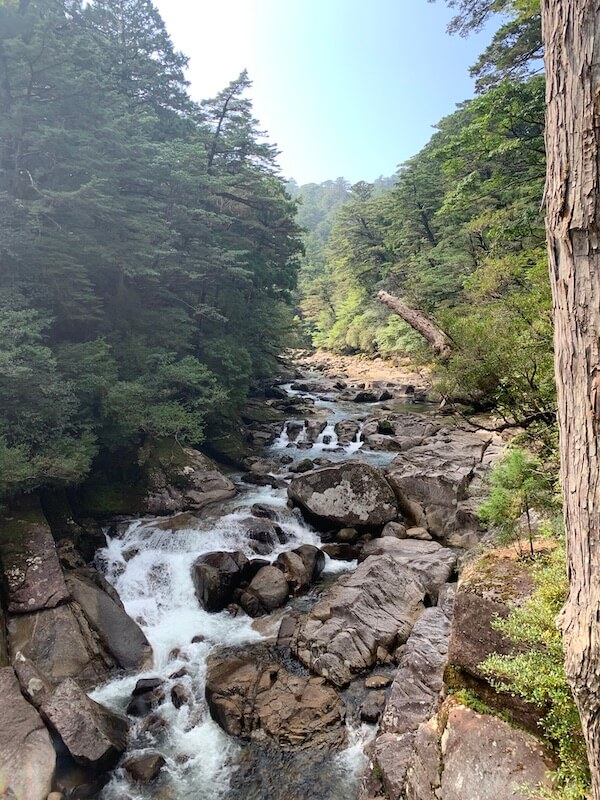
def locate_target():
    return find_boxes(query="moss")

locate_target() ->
[377,419,395,435]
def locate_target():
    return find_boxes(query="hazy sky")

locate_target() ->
[153,0,498,184]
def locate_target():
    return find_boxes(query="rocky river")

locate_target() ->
[0,354,558,800]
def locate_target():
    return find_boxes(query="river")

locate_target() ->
[89,377,430,799]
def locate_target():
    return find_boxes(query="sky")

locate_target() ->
[153,0,498,185]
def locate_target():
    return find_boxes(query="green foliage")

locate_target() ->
[481,547,589,798]
[479,448,556,556]
[0,0,301,498]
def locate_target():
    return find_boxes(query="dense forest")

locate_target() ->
[0,0,302,499]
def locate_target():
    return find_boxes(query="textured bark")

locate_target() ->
[542,3,600,795]
[375,290,452,359]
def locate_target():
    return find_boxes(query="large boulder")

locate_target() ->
[289,554,430,686]
[191,550,248,612]
[65,569,152,672]
[8,602,114,686]
[0,667,56,800]
[205,648,346,750]
[247,566,290,612]
[288,462,399,529]
[386,427,492,539]
[143,440,237,515]
[0,505,69,613]
[41,678,129,771]
[404,701,555,800]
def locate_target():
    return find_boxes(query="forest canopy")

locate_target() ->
[0,0,302,497]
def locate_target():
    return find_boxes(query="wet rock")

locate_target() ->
[65,569,152,672]
[251,503,278,520]
[123,752,166,783]
[247,566,289,612]
[275,551,310,593]
[132,677,164,695]
[13,651,53,709]
[334,419,360,443]
[288,462,399,528]
[0,666,56,800]
[240,517,285,555]
[0,505,69,613]
[171,683,190,709]
[0,608,8,668]
[205,649,346,750]
[305,419,327,442]
[41,678,129,771]
[191,550,248,612]
[337,527,359,542]
[292,544,326,582]
[126,687,164,716]
[351,391,378,403]
[289,554,429,686]
[361,691,386,723]
[321,543,359,561]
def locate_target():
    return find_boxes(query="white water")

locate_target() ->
[91,382,426,799]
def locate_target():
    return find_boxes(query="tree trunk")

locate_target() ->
[542,2,600,795]
[375,290,452,359]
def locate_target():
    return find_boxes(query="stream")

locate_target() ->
[90,378,431,800]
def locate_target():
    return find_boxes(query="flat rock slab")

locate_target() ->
[206,649,346,750]
[0,666,56,800]
[290,554,431,686]
[42,678,129,771]
[0,510,69,613]
[288,461,399,528]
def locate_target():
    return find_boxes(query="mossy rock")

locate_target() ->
[377,419,395,435]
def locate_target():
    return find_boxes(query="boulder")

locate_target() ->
[404,701,556,800]
[288,462,399,529]
[334,419,360,443]
[382,521,407,538]
[289,554,430,686]
[191,550,248,612]
[0,506,69,613]
[247,566,289,612]
[41,678,129,771]
[142,439,236,515]
[8,603,114,686]
[360,691,386,723]
[292,544,326,582]
[240,517,285,555]
[65,569,152,672]
[124,752,166,783]
[275,551,310,593]
[0,666,56,800]
[205,649,346,750]
[386,428,491,539]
